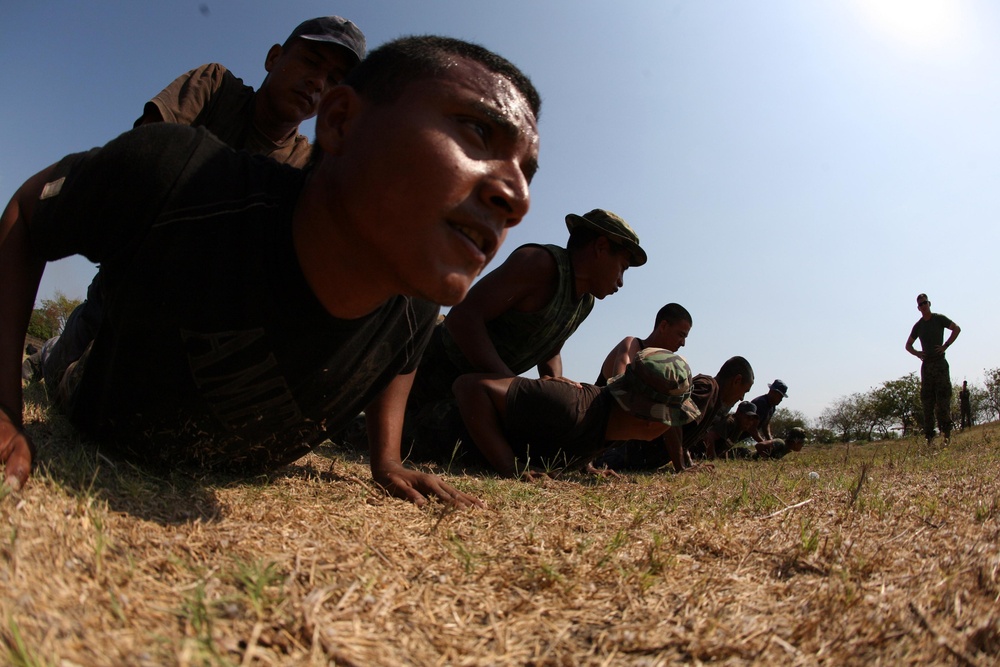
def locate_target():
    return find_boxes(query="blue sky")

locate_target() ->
[3,0,999,421]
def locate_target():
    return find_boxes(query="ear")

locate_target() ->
[593,235,612,256]
[264,44,283,73]
[313,85,363,157]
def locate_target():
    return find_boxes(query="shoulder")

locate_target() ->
[161,63,241,93]
[466,244,558,302]
[684,374,719,420]
[185,63,237,83]
[27,124,228,261]
[502,244,559,273]
[692,374,719,399]
[610,336,639,355]
[66,124,214,194]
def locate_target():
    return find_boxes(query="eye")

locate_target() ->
[459,117,490,145]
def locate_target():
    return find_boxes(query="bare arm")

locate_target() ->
[754,440,779,457]
[600,337,640,383]
[905,335,924,360]
[536,347,562,378]
[0,167,55,489]
[453,374,521,476]
[662,427,687,473]
[703,429,720,460]
[366,371,482,507]
[939,323,960,355]
[444,247,558,376]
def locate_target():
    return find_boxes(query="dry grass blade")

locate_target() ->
[2,393,1000,665]
[847,460,870,508]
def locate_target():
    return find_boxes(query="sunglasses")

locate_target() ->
[917,301,929,307]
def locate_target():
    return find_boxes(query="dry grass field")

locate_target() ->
[2,384,999,666]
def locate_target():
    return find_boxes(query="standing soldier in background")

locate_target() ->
[906,293,961,445]
[959,380,973,430]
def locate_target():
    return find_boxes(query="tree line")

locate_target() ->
[792,371,1000,444]
[26,292,82,342]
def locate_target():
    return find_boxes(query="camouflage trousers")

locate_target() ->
[920,357,952,439]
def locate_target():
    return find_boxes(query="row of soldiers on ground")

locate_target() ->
[6,16,800,506]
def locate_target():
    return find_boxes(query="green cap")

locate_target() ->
[606,348,700,425]
[565,208,647,267]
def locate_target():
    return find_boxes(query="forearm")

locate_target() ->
[663,429,686,472]
[0,189,47,424]
[944,328,960,348]
[365,373,413,475]
[704,435,718,460]
[368,372,483,507]
[454,376,518,476]
[536,353,561,379]
[444,312,514,376]
[0,180,48,490]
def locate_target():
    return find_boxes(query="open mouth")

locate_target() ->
[451,222,492,255]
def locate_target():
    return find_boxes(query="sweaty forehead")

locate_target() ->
[441,57,538,130]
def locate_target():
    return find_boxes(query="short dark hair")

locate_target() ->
[309,36,540,168]
[345,35,541,119]
[655,303,692,327]
[718,356,754,385]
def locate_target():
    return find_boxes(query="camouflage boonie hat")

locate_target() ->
[565,208,647,267]
[606,348,700,425]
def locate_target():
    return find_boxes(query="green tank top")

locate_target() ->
[443,243,595,375]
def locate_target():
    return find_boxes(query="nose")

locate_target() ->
[482,161,531,228]
[303,70,325,96]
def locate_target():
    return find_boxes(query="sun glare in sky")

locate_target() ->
[851,0,972,56]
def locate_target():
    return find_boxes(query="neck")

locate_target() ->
[292,168,396,319]
[569,249,591,300]
[253,92,300,144]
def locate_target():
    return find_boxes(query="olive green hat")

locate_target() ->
[565,208,647,267]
